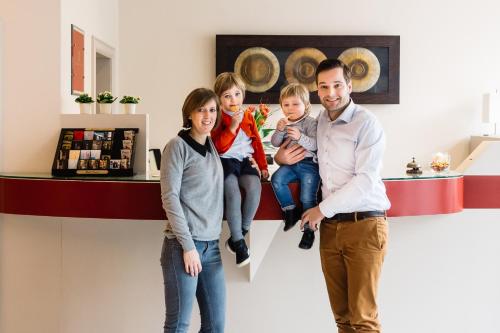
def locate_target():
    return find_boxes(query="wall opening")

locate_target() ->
[96,52,112,94]
[91,37,116,104]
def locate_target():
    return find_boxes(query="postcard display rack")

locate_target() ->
[52,128,139,176]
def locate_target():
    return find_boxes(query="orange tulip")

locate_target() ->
[260,104,270,116]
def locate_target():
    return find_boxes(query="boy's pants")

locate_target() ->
[270,159,319,211]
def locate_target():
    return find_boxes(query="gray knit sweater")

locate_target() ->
[270,115,318,159]
[160,131,224,251]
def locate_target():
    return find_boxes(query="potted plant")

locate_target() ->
[75,93,95,114]
[119,95,141,114]
[96,91,117,114]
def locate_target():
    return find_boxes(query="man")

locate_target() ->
[275,59,390,333]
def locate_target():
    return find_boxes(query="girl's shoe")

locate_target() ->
[233,239,250,267]
[225,237,236,254]
[225,229,249,255]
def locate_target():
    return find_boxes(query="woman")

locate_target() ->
[160,88,225,333]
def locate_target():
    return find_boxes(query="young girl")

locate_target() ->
[270,83,320,249]
[211,72,268,267]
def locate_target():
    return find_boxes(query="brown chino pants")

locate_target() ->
[319,216,388,333]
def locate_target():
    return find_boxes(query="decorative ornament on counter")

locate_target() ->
[430,152,450,173]
[406,157,423,175]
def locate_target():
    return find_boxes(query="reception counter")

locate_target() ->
[0,172,464,219]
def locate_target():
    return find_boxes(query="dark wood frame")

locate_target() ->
[216,35,400,104]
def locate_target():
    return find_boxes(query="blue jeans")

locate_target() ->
[271,159,320,211]
[160,237,226,333]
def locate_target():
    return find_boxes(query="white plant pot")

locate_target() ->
[98,103,112,114]
[79,103,93,114]
[123,103,137,115]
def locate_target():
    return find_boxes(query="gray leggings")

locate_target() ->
[224,174,261,242]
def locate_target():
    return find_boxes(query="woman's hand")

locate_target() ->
[183,249,202,277]
[286,127,301,141]
[276,118,287,131]
[274,138,306,165]
[261,170,269,180]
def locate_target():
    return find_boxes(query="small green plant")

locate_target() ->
[96,91,117,104]
[119,95,141,104]
[74,93,94,103]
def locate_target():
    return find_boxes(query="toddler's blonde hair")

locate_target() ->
[279,83,312,114]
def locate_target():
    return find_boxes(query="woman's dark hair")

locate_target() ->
[182,88,220,128]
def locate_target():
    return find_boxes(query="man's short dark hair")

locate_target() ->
[315,59,352,84]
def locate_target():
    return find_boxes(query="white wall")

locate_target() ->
[60,0,119,114]
[119,0,500,175]
[0,1,120,332]
[2,1,500,333]
[0,18,4,169]
[0,0,60,173]
[0,215,63,333]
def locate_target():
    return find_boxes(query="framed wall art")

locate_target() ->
[216,35,400,104]
[71,24,85,96]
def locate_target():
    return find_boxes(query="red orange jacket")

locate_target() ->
[211,111,268,172]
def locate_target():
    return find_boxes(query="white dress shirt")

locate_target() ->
[317,100,391,218]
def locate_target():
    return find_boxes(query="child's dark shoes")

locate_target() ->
[233,238,250,267]
[283,207,301,232]
[298,228,315,250]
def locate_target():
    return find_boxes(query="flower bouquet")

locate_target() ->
[246,103,274,139]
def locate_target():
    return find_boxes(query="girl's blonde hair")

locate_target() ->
[279,83,312,114]
[213,72,246,99]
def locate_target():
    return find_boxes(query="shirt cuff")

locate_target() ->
[178,237,196,252]
[318,201,335,219]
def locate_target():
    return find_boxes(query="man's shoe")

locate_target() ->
[225,237,236,255]
[233,238,250,267]
[298,228,315,250]
[283,207,301,232]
